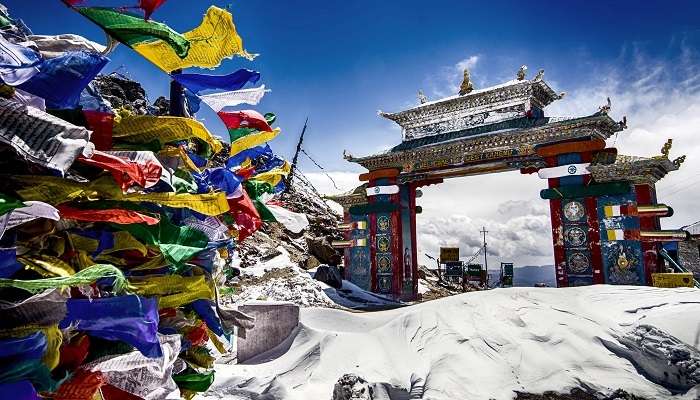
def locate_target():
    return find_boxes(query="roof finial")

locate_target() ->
[661,139,673,158]
[458,68,474,95]
[517,65,527,81]
[343,150,353,160]
[418,89,428,104]
[534,69,544,81]
[598,97,611,114]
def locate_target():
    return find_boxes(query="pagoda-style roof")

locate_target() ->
[346,112,623,175]
[380,75,562,142]
[589,154,680,185]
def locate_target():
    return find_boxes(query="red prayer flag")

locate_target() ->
[227,190,262,241]
[54,370,105,400]
[83,110,113,151]
[58,205,160,225]
[217,110,272,132]
[78,150,162,190]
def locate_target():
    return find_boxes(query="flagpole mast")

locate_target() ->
[286,117,309,191]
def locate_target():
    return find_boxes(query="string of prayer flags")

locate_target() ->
[230,128,280,156]
[173,69,260,94]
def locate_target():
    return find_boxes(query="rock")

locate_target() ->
[91,74,149,115]
[307,236,341,266]
[332,374,372,400]
[301,255,320,270]
[314,265,343,289]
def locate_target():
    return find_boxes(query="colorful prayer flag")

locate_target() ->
[173,69,260,94]
[198,85,267,112]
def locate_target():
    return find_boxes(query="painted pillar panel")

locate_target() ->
[635,184,661,282]
[347,212,371,290]
[550,198,568,287]
[409,183,419,298]
[371,177,398,296]
[597,189,646,285]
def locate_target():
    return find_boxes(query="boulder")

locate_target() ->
[301,255,321,270]
[314,265,343,289]
[307,236,342,265]
[332,374,372,400]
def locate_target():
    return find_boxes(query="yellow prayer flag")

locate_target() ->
[132,6,254,73]
[18,255,76,278]
[124,191,230,216]
[130,275,214,308]
[230,128,280,156]
[113,114,223,154]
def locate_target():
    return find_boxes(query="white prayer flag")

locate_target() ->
[198,85,268,112]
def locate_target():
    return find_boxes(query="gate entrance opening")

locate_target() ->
[329,67,684,301]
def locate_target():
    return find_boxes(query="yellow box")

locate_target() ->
[651,273,694,288]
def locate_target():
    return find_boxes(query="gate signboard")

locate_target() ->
[440,247,459,263]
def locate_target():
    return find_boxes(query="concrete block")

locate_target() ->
[237,301,299,364]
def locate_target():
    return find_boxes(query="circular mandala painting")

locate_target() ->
[377,215,390,231]
[377,236,390,252]
[567,252,590,273]
[564,227,587,247]
[378,255,391,272]
[563,201,585,222]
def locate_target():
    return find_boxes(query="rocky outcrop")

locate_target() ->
[332,374,373,400]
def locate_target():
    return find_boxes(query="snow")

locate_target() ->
[205,285,700,400]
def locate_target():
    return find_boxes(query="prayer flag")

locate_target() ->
[198,85,267,112]
[19,51,109,109]
[537,163,591,179]
[76,7,189,57]
[132,6,253,72]
[57,205,160,225]
[0,35,41,86]
[218,109,272,132]
[173,69,260,94]
[113,113,223,154]
[78,149,162,190]
[230,128,280,156]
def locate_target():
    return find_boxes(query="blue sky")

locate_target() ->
[6,0,700,172]
[5,1,700,266]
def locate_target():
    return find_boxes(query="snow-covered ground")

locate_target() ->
[205,285,700,400]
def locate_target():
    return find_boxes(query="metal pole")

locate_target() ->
[286,117,309,190]
[480,227,488,287]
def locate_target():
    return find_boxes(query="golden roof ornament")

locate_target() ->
[660,138,672,158]
[673,155,686,168]
[458,68,474,95]
[418,89,428,104]
[517,65,527,81]
[598,97,611,114]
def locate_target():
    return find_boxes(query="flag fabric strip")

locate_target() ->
[0,35,41,85]
[537,163,591,179]
[78,150,162,190]
[113,114,223,154]
[265,203,309,234]
[0,201,59,234]
[172,69,260,94]
[218,109,272,132]
[57,205,160,225]
[198,85,267,112]
[606,229,640,241]
[76,7,189,57]
[0,98,94,174]
[229,128,280,156]
[603,204,638,218]
[25,34,107,59]
[132,6,254,72]
[366,185,400,196]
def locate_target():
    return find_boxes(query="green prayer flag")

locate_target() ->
[244,180,275,222]
[119,216,209,265]
[173,368,215,393]
[227,127,256,143]
[0,193,24,216]
[77,7,190,57]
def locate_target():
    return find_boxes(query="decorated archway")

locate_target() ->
[329,68,685,301]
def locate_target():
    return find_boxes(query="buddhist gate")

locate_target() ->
[329,67,687,301]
